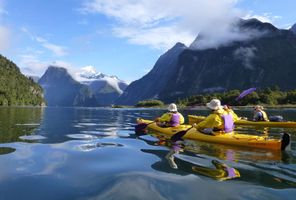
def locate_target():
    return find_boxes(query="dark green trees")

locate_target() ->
[0,55,45,106]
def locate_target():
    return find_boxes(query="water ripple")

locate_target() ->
[66,134,98,140]
[19,135,47,141]
[78,142,124,152]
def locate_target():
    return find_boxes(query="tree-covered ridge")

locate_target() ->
[176,88,296,107]
[0,54,45,106]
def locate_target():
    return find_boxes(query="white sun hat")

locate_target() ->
[206,99,223,110]
[168,103,178,112]
[254,105,264,110]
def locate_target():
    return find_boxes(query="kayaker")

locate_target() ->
[155,103,185,127]
[253,105,269,121]
[223,105,240,121]
[194,99,235,134]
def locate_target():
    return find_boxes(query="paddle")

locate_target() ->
[134,120,155,133]
[170,125,195,142]
[235,87,256,101]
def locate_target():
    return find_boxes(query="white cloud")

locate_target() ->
[35,36,68,56]
[18,54,73,77]
[41,42,68,57]
[244,12,282,24]
[233,46,257,70]
[18,54,49,76]
[81,0,241,50]
[113,25,193,50]
[21,28,68,57]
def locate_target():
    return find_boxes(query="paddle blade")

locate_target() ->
[235,88,256,101]
[134,123,148,133]
[281,132,291,151]
[170,130,187,142]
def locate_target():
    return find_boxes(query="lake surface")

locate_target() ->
[0,107,296,200]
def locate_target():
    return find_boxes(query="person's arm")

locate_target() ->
[230,110,239,122]
[158,113,171,122]
[178,113,185,124]
[195,114,216,130]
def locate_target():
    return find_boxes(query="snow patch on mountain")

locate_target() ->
[73,66,127,94]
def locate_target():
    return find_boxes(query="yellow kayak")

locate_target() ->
[137,119,290,151]
[188,115,296,128]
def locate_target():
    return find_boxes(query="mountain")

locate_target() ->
[116,42,187,105]
[291,23,296,34]
[0,54,45,106]
[117,18,296,104]
[28,76,40,83]
[38,66,97,107]
[76,66,128,105]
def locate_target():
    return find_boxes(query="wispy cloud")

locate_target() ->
[19,54,73,76]
[81,0,241,50]
[21,27,68,56]
[19,54,49,76]
[244,12,282,24]
[39,39,68,57]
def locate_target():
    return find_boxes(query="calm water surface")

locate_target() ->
[0,107,296,200]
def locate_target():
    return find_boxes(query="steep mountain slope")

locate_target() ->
[291,23,296,34]
[0,54,44,106]
[116,42,187,105]
[117,19,296,104]
[160,19,296,101]
[38,66,97,107]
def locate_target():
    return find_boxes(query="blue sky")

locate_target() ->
[0,0,295,83]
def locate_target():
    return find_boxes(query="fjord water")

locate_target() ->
[0,107,296,200]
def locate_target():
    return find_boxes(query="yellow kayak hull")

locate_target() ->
[138,119,286,150]
[188,115,296,128]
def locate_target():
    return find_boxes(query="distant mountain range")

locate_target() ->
[116,19,296,105]
[38,66,128,106]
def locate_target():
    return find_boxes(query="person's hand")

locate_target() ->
[154,117,160,122]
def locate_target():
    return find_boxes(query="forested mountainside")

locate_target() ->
[0,55,45,106]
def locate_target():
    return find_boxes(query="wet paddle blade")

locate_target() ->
[171,130,187,142]
[134,123,148,133]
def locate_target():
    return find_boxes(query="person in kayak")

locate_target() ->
[223,105,240,121]
[194,99,236,135]
[253,105,269,121]
[155,103,185,127]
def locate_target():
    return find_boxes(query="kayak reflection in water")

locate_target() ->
[192,160,240,181]
[165,141,184,169]
[163,140,240,181]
